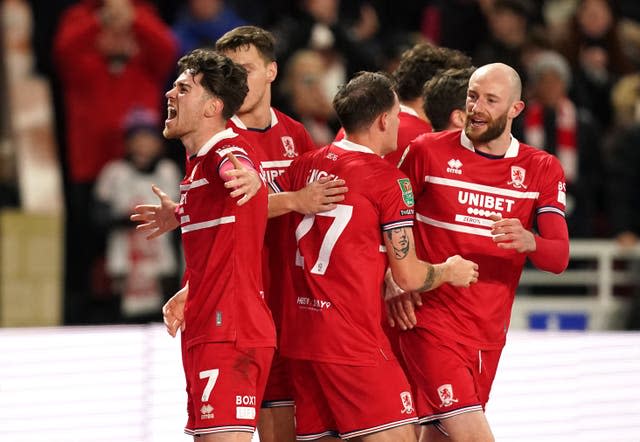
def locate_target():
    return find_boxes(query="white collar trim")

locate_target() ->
[400,104,419,117]
[229,108,279,130]
[197,128,238,157]
[459,130,520,158]
[334,138,376,154]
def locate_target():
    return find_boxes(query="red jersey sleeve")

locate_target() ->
[535,154,567,218]
[376,168,415,231]
[398,138,428,199]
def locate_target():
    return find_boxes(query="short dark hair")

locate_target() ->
[423,67,475,132]
[216,25,276,63]
[333,72,396,134]
[177,49,248,120]
[393,43,472,102]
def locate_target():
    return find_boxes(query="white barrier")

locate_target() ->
[512,239,640,331]
[0,325,639,441]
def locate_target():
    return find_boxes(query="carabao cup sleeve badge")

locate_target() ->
[397,178,415,207]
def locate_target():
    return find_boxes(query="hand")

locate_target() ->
[490,214,536,253]
[385,292,422,330]
[294,177,348,214]
[224,152,263,206]
[163,284,188,337]
[384,269,422,330]
[130,184,179,240]
[444,255,479,287]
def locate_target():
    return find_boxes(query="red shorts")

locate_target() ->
[290,355,417,440]
[399,327,502,424]
[261,349,294,407]
[182,341,274,436]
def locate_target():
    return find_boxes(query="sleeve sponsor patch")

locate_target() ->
[397,178,415,207]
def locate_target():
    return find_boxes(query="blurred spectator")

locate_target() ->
[93,107,181,323]
[422,66,476,132]
[518,50,604,237]
[420,0,490,56]
[555,0,635,129]
[271,0,381,103]
[172,0,246,56]
[53,0,177,324]
[277,49,337,147]
[474,0,536,80]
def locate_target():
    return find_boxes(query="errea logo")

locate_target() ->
[447,159,463,175]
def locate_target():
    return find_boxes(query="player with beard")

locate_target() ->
[392,63,570,442]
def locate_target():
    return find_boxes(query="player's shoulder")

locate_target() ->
[517,141,562,168]
[411,129,459,149]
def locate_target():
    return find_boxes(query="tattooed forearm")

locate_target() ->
[417,265,437,292]
[386,227,410,259]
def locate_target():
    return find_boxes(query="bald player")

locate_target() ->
[393,63,569,441]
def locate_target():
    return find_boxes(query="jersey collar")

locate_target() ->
[197,128,238,157]
[459,130,520,158]
[399,104,419,117]
[229,108,279,130]
[334,138,376,154]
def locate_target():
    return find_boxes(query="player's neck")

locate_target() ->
[236,96,273,130]
[473,131,513,157]
[182,122,227,157]
[345,133,384,157]
[401,99,428,122]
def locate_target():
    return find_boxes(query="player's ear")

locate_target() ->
[266,61,277,83]
[450,109,466,130]
[204,96,222,117]
[509,99,525,119]
[378,111,389,132]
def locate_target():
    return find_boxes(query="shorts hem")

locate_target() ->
[418,404,483,424]
[340,416,418,439]
[262,399,294,408]
[296,430,339,441]
[184,425,255,435]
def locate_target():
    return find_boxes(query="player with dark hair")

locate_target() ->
[270,72,479,441]
[162,48,275,441]
[422,67,475,132]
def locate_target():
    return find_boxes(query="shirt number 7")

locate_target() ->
[295,204,353,275]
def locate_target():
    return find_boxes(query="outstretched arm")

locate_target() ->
[130,184,180,240]
[268,176,348,218]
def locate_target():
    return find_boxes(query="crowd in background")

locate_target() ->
[17,0,640,325]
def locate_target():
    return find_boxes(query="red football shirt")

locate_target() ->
[400,130,567,349]
[272,139,416,365]
[178,128,275,349]
[227,108,316,331]
[334,105,432,167]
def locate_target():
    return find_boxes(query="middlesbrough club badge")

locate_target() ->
[281,136,297,158]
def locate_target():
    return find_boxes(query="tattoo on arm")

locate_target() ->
[386,227,410,259]
[417,265,436,292]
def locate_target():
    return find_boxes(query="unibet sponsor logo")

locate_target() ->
[397,178,414,207]
[457,191,515,213]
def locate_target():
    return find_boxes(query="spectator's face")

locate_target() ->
[188,0,223,20]
[577,0,612,39]
[533,70,567,108]
[128,131,163,169]
[489,9,527,46]
[163,70,210,140]
[223,45,276,117]
[288,52,331,118]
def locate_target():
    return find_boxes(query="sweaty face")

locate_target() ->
[223,45,274,117]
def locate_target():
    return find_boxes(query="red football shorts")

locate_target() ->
[290,354,417,440]
[182,341,274,436]
[261,349,294,407]
[399,327,502,424]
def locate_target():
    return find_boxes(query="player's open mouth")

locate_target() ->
[469,117,487,128]
[166,106,177,122]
